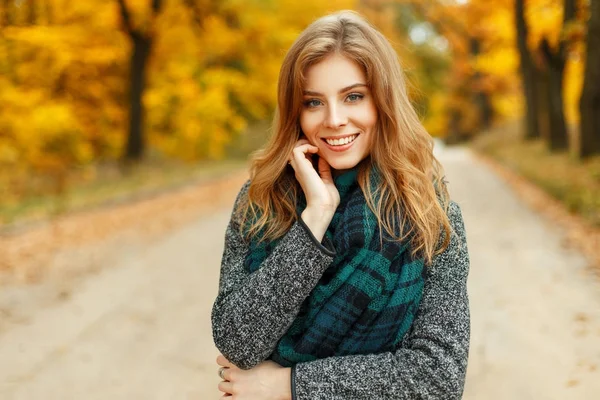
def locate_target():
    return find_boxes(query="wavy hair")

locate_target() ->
[236,10,452,265]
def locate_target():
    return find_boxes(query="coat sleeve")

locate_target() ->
[211,181,336,370]
[292,201,471,400]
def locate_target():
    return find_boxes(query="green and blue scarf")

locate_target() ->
[244,166,425,367]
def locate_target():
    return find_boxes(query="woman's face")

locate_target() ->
[299,54,377,173]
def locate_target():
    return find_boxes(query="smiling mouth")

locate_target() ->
[322,134,359,146]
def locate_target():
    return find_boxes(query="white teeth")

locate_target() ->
[325,134,357,146]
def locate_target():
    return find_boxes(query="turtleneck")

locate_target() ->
[332,167,360,201]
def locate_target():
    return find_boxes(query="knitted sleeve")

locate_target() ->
[211,181,336,370]
[292,201,470,400]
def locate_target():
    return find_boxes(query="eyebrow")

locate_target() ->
[303,83,367,96]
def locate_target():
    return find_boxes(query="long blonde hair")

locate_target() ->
[237,10,452,266]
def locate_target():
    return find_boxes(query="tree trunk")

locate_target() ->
[546,63,568,151]
[125,32,152,161]
[536,0,575,152]
[470,37,493,130]
[536,63,550,142]
[540,39,568,151]
[1,0,18,83]
[1,0,13,26]
[26,0,36,24]
[446,109,463,144]
[117,0,163,162]
[44,0,52,24]
[579,0,600,157]
[515,0,541,139]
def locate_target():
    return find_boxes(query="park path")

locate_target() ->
[1,145,600,399]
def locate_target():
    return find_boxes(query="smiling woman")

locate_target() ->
[299,55,376,173]
[211,10,470,400]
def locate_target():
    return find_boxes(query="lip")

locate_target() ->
[321,133,359,152]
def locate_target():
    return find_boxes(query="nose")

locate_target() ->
[323,103,347,129]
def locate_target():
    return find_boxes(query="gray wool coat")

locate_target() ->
[211,181,471,399]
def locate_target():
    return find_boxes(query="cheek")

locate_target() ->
[299,112,321,136]
[359,103,378,129]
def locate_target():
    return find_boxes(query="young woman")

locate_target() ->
[211,10,470,400]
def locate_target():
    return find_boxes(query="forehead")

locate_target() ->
[303,54,366,92]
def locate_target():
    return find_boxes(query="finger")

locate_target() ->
[318,156,333,183]
[292,143,319,154]
[220,367,235,381]
[217,367,228,381]
[218,380,234,394]
[216,354,234,368]
[305,144,320,153]
[292,144,319,161]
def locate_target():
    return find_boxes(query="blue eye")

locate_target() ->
[346,93,364,102]
[304,99,322,108]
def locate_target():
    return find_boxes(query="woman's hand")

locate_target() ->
[288,138,340,214]
[289,138,339,241]
[216,354,291,400]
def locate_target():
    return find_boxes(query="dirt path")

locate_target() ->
[1,146,600,399]
[442,147,600,399]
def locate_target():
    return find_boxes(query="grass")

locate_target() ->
[0,122,274,232]
[0,157,248,232]
[471,120,600,227]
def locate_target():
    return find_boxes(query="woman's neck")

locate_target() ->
[332,168,349,178]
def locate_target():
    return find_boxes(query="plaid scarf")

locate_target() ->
[244,166,425,367]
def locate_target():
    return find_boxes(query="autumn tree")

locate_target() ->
[536,0,576,151]
[579,0,600,157]
[117,0,164,162]
[516,0,542,139]
[4,0,592,207]
[399,0,508,141]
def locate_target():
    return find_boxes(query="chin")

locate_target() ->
[328,159,360,171]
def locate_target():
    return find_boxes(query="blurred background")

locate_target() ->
[0,0,598,227]
[1,0,600,399]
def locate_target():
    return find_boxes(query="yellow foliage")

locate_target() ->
[493,91,524,120]
[564,57,584,125]
[474,47,520,77]
[0,0,592,198]
[423,93,449,138]
[527,0,563,50]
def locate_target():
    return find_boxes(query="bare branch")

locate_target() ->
[539,37,558,67]
[151,0,162,16]
[182,0,208,31]
[116,0,134,35]
[558,0,577,60]
[405,0,469,39]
